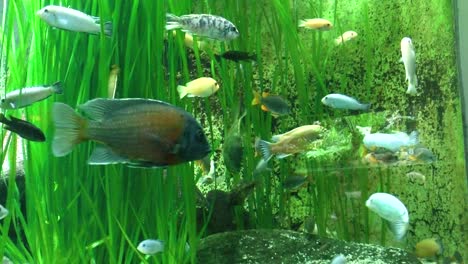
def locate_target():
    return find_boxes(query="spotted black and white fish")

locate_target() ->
[166,13,239,41]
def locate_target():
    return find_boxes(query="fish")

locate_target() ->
[406,171,426,183]
[0,114,46,142]
[256,125,325,160]
[36,5,112,37]
[51,98,211,168]
[215,51,257,62]
[400,37,417,95]
[415,238,443,259]
[196,155,215,185]
[0,204,8,220]
[172,31,209,51]
[282,175,310,190]
[408,147,436,162]
[321,93,370,111]
[365,192,409,240]
[166,13,239,41]
[298,18,333,31]
[330,254,347,264]
[177,77,220,99]
[335,31,358,45]
[137,239,165,255]
[252,91,291,117]
[363,131,418,152]
[108,65,120,99]
[0,81,62,109]
[223,111,246,174]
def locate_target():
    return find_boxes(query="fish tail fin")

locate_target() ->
[362,103,371,111]
[52,103,86,157]
[177,85,188,99]
[51,81,63,94]
[103,21,113,37]
[388,220,409,241]
[0,113,6,123]
[408,131,418,146]
[255,138,273,161]
[251,91,261,106]
[298,19,307,28]
[249,53,258,61]
[406,83,417,95]
[166,13,182,31]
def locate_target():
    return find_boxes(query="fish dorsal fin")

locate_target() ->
[78,98,175,121]
[88,144,129,165]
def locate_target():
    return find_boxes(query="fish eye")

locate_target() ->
[44,8,49,13]
[196,129,205,141]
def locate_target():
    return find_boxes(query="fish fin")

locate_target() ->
[50,81,63,94]
[165,22,182,31]
[248,53,258,61]
[386,220,408,240]
[52,103,86,157]
[408,131,418,146]
[251,91,261,106]
[298,19,307,28]
[103,21,113,37]
[0,113,7,123]
[276,153,292,159]
[88,144,128,165]
[9,102,16,108]
[256,139,273,161]
[261,105,269,112]
[361,103,371,111]
[177,85,188,99]
[166,13,180,23]
[271,134,284,142]
[406,82,417,95]
[399,57,403,63]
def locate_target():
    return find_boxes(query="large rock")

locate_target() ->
[197,229,421,264]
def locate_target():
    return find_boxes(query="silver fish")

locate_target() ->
[0,81,62,109]
[137,239,164,255]
[37,5,112,37]
[400,37,417,95]
[321,93,370,111]
[166,13,239,41]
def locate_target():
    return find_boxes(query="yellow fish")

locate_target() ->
[108,64,120,99]
[177,77,219,99]
[298,18,333,31]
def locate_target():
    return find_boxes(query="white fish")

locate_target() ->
[137,239,165,255]
[321,93,370,110]
[166,13,239,41]
[400,37,417,95]
[37,5,112,37]
[0,82,63,109]
[330,254,347,264]
[335,31,358,45]
[363,131,418,152]
[406,171,426,183]
[0,204,9,220]
[366,193,409,240]
[177,77,219,99]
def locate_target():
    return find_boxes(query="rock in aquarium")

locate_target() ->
[0,114,46,142]
[365,192,409,240]
[0,81,62,109]
[36,5,112,37]
[166,13,239,41]
[52,98,211,168]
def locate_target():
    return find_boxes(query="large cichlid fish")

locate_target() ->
[166,13,239,41]
[52,98,211,168]
[36,5,112,37]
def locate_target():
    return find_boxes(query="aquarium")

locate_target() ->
[0,0,467,263]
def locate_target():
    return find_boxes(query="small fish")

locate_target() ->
[177,77,220,99]
[0,204,8,220]
[400,37,417,95]
[0,114,46,142]
[330,254,347,264]
[408,147,436,162]
[321,93,370,111]
[363,131,418,152]
[172,31,208,51]
[365,192,409,240]
[298,18,333,31]
[52,98,211,167]
[415,238,443,259]
[137,239,164,255]
[282,175,310,190]
[363,152,397,164]
[0,81,63,109]
[256,125,324,160]
[223,111,246,174]
[406,171,426,183]
[335,31,358,45]
[108,65,120,99]
[36,5,112,37]
[252,91,291,117]
[166,13,239,41]
[215,51,257,62]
